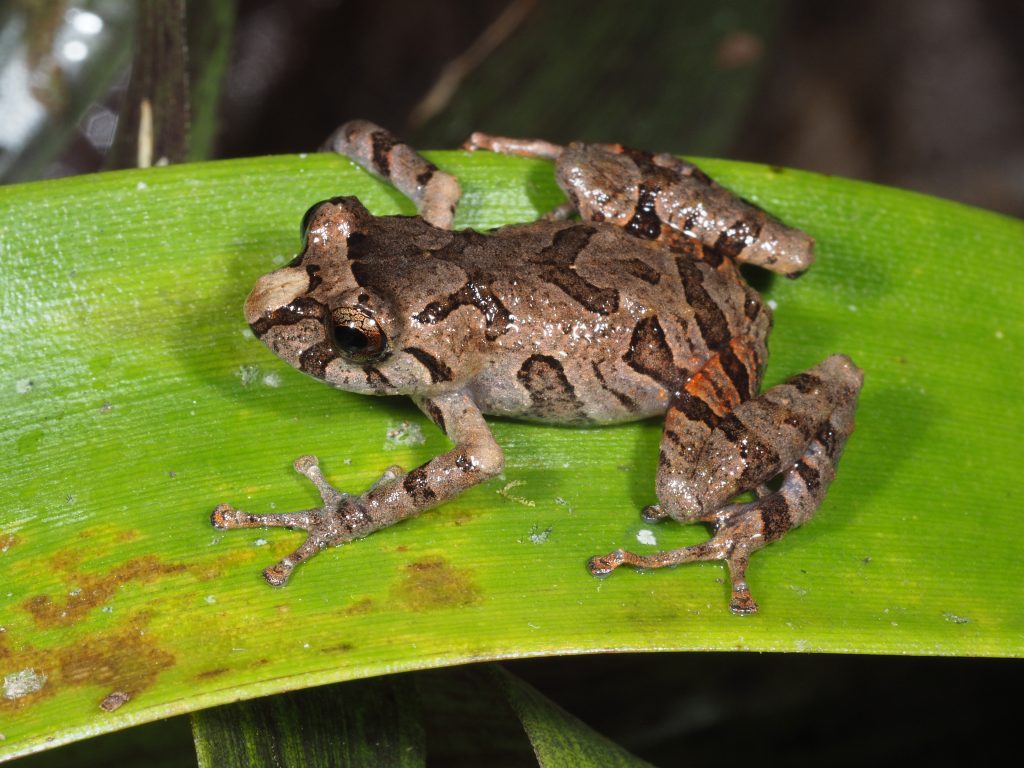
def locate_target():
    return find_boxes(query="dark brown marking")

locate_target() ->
[794,461,821,495]
[370,130,397,176]
[517,354,584,421]
[364,367,394,391]
[299,341,337,378]
[423,398,446,434]
[536,226,619,314]
[626,183,662,240]
[591,361,638,411]
[249,297,327,338]
[758,494,793,542]
[675,257,731,350]
[414,281,514,340]
[455,454,477,473]
[403,466,436,504]
[789,373,823,395]
[305,263,322,292]
[718,345,753,400]
[619,146,660,175]
[662,429,685,449]
[817,424,839,460]
[673,390,721,429]
[403,346,453,383]
[621,257,662,284]
[713,218,763,261]
[715,413,746,444]
[623,315,678,390]
[415,164,437,186]
[739,438,782,486]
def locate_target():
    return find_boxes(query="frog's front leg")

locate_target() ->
[589,354,863,614]
[212,389,504,585]
[324,119,461,229]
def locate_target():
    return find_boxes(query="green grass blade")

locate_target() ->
[496,667,652,767]
[0,151,1021,761]
[191,677,423,768]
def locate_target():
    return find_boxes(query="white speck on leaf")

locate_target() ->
[384,420,425,450]
[636,529,657,546]
[15,379,33,394]
[254,538,268,547]
[526,525,552,544]
[3,668,47,700]
[204,595,216,604]
[767,299,778,311]
[136,181,148,191]
[497,480,535,507]
[236,364,260,386]
[262,371,282,388]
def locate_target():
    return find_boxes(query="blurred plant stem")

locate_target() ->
[107,0,234,169]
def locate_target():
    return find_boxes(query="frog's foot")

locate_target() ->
[212,455,376,586]
[587,504,761,614]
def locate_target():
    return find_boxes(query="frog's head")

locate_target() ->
[245,196,481,396]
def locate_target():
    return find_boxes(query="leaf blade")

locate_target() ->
[0,151,1021,761]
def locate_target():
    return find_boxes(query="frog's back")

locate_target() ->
[449,220,770,424]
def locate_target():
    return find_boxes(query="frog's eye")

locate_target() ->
[328,307,388,363]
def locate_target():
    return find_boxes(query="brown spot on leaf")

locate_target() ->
[58,626,175,706]
[0,613,175,712]
[344,597,376,616]
[195,667,229,680]
[22,555,187,628]
[321,642,355,654]
[394,556,480,611]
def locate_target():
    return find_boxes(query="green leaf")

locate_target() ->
[496,667,652,767]
[191,676,423,768]
[0,150,1021,761]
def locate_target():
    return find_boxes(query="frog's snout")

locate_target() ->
[244,268,309,326]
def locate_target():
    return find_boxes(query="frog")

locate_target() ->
[212,120,863,614]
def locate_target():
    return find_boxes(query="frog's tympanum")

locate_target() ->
[213,121,863,613]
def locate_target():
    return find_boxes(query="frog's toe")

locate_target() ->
[587,549,627,577]
[263,561,293,586]
[641,504,669,523]
[211,503,237,529]
[729,588,758,615]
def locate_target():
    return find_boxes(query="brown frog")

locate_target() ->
[213,121,863,614]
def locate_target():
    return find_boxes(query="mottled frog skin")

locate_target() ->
[213,121,863,614]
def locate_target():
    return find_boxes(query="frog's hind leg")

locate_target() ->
[324,120,461,229]
[589,354,863,614]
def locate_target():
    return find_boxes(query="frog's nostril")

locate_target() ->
[244,269,309,325]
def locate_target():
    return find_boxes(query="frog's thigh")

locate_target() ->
[593,354,861,613]
[324,119,461,229]
[655,354,863,523]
